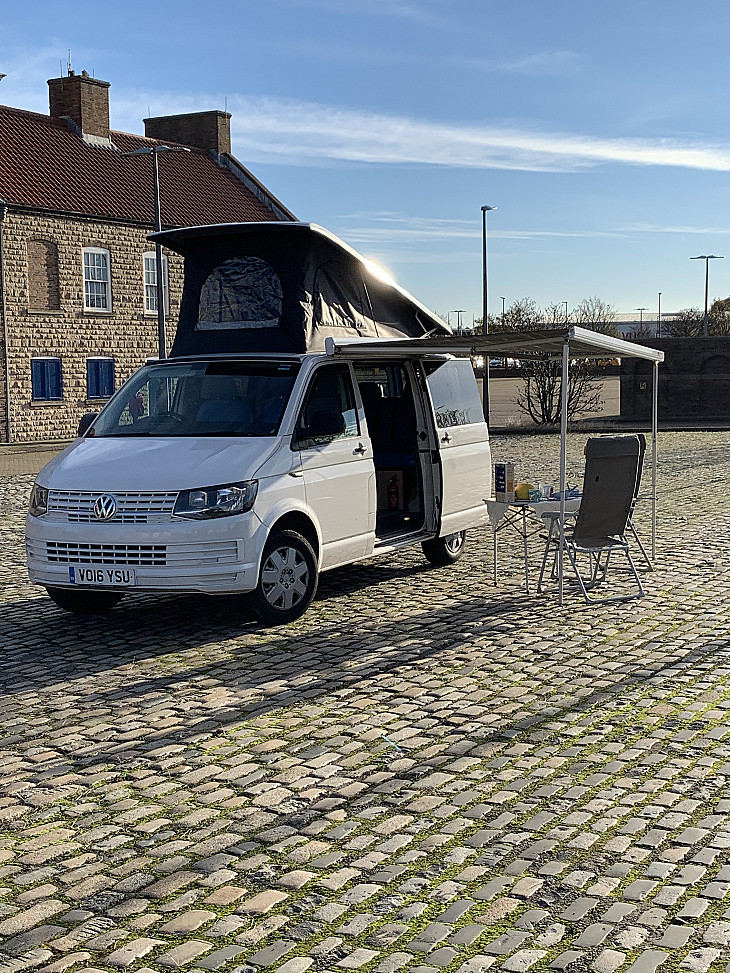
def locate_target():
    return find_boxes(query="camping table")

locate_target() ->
[485,496,581,594]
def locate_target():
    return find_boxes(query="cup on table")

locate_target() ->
[539,483,553,499]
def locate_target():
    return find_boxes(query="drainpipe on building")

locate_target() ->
[0,199,11,444]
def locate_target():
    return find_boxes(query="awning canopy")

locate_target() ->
[325,325,664,363]
[326,324,663,606]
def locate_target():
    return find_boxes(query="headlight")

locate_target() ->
[29,483,49,517]
[173,480,258,519]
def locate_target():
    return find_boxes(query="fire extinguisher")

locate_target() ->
[388,476,399,510]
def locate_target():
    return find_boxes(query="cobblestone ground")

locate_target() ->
[1,431,730,973]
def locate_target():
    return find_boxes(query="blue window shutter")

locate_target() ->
[49,361,62,399]
[32,360,45,400]
[102,360,115,397]
[87,360,97,399]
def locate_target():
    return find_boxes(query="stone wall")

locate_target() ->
[0,210,184,443]
[620,337,730,421]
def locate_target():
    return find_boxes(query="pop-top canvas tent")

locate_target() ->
[155,221,664,604]
[153,222,450,358]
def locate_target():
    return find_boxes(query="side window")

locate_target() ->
[31,358,63,401]
[83,247,112,311]
[424,359,484,428]
[143,252,169,315]
[87,358,115,399]
[299,366,359,440]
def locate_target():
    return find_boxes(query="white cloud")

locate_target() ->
[220,96,730,173]
[338,213,626,246]
[621,222,730,235]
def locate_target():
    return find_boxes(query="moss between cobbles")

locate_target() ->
[4,652,730,969]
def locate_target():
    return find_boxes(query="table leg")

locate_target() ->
[522,507,530,594]
[493,527,498,586]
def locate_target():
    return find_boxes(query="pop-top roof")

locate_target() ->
[153,222,452,357]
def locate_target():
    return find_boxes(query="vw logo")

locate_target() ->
[93,494,117,521]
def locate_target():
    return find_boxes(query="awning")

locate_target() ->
[324,325,664,363]
[326,326,663,605]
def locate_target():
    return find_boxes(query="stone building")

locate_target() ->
[0,71,295,444]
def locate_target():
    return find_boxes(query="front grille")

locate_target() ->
[41,540,239,568]
[47,490,178,524]
[46,542,166,566]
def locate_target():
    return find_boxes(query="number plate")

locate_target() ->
[68,565,137,587]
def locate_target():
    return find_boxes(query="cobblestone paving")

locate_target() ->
[1,431,730,973]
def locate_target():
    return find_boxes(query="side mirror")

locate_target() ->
[77,412,98,437]
[296,410,346,443]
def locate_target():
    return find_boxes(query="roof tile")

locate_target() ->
[0,105,278,226]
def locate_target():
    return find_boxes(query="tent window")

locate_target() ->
[196,257,282,330]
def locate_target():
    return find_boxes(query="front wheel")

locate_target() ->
[46,587,125,614]
[248,530,318,626]
[421,530,467,566]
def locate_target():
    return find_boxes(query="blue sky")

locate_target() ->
[3,0,730,326]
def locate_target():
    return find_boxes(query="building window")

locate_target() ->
[27,239,61,310]
[143,252,169,315]
[83,247,112,311]
[31,358,63,401]
[87,358,115,399]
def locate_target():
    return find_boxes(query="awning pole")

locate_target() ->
[559,338,569,605]
[652,359,659,561]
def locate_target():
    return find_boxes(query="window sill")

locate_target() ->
[26,308,63,316]
[30,399,65,407]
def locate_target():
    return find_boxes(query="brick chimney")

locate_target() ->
[48,70,111,141]
[144,110,232,155]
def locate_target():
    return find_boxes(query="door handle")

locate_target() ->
[353,442,367,455]
[441,433,452,444]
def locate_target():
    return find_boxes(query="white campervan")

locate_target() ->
[26,223,491,625]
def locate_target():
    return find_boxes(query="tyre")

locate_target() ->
[248,529,318,625]
[421,530,467,566]
[46,586,125,614]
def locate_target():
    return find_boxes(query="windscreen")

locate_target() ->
[90,360,301,438]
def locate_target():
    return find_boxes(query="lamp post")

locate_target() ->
[635,307,648,332]
[690,255,724,337]
[501,296,505,326]
[562,300,569,324]
[481,204,497,421]
[657,292,661,337]
[123,144,190,359]
[451,309,465,335]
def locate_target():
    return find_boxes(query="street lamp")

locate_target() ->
[501,296,505,326]
[481,204,497,421]
[123,145,190,359]
[562,301,569,324]
[451,309,465,335]
[635,307,648,328]
[690,254,724,337]
[657,292,662,338]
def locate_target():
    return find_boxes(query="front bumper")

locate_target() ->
[25,513,263,595]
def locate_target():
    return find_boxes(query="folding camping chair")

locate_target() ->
[537,435,645,603]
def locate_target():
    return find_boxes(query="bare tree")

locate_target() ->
[572,296,618,335]
[710,297,730,335]
[516,359,603,425]
[662,308,702,337]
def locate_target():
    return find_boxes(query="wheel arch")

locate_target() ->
[267,511,320,561]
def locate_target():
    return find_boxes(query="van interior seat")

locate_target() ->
[195,376,252,427]
[359,384,417,469]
